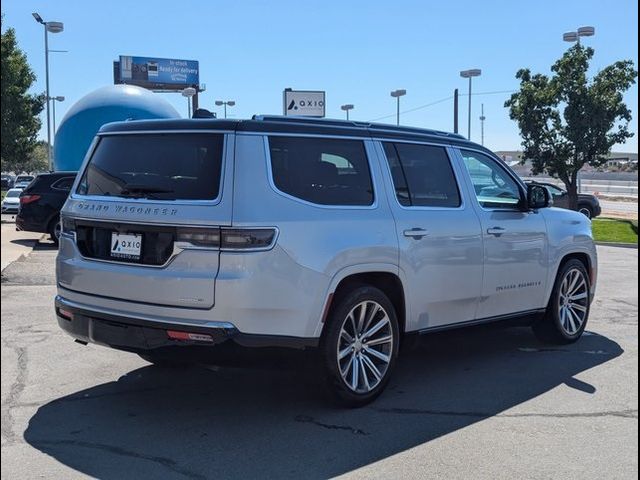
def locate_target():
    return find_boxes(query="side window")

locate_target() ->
[52,176,75,191]
[268,136,374,206]
[382,142,461,208]
[460,150,522,209]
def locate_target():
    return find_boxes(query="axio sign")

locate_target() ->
[283,89,326,117]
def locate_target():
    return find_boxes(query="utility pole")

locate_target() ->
[453,89,459,134]
[480,103,486,146]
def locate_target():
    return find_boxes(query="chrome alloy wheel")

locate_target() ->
[558,268,589,335]
[337,300,394,394]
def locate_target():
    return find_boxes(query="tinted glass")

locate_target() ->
[16,176,34,182]
[383,142,461,207]
[77,134,224,200]
[382,143,411,206]
[52,176,76,191]
[461,150,522,209]
[6,190,21,198]
[269,136,373,206]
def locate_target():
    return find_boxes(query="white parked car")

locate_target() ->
[55,116,597,406]
[2,188,23,214]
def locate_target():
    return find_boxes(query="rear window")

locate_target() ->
[77,134,224,201]
[16,176,34,182]
[268,136,374,206]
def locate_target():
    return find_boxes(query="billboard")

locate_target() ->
[283,89,326,117]
[117,56,199,91]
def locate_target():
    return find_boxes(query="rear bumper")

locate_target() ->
[55,295,318,351]
[2,205,19,214]
[15,215,46,233]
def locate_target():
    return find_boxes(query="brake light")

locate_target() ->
[175,227,277,250]
[176,227,220,247]
[167,330,214,343]
[20,194,41,205]
[221,228,277,250]
[61,216,76,234]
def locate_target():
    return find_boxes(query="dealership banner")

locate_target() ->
[283,90,326,117]
[118,56,199,90]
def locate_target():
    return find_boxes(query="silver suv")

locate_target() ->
[56,116,597,406]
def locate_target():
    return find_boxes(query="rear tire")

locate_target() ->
[48,216,61,245]
[533,259,591,344]
[578,205,593,219]
[320,286,399,407]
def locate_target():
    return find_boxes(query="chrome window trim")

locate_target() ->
[70,131,230,206]
[455,146,528,213]
[262,135,379,210]
[374,140,468,212]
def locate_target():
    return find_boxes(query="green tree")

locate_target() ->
[1,16,45,172]
[505,44,637,210]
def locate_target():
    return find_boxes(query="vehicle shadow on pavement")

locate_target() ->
[24,326,622,479]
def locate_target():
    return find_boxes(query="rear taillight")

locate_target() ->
[175,227,277,251]
[61,216,75,234]
[20,194,41,205]
[220,228,277,250]
[176,227,221,248]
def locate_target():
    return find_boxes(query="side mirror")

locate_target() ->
[527,184,552,209]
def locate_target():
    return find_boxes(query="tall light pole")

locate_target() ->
[33,13,64,170]
[50,96,65,138]
[341,104,354,120]
[479,103,486,146]
[460,69,481,140]
[563,27,595,195]
[390,89,406,126]
[182,87,196,117]
[563,26,595,45]
[215,100,235,119]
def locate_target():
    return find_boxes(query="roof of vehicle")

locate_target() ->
[6,188,23,193]
[97,115,494,154]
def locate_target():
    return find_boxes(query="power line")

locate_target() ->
[368,95,453,122]
[367,90,516,122]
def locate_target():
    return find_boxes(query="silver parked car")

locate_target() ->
[55,116,597,406]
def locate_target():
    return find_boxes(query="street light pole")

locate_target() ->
[33,13,64,170]
[479,103,486,146]
[459,69,481,140]
[340,104,354,120]
[50,96,65,137]
[215,100,236,119]
[390,89,406,126]
[182,87,197,117]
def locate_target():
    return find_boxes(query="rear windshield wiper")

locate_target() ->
[119,184,174,199]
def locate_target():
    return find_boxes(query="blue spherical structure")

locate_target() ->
[53,85,180,171]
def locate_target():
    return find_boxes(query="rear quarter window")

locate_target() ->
[76,133,224,201]
[268,136,374,206]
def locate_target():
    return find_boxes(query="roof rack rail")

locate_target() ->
[251,114,467,140]
[252,115,370,128]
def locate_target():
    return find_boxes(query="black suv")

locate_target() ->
[16,172,76,244]
[525,181,602,219]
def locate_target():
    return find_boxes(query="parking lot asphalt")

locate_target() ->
[1,243,637,479]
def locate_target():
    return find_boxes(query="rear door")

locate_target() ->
[57,131,234,309]
[377,141,483,331]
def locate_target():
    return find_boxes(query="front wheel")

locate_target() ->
[533,259,591,344]
[320,286,399,407]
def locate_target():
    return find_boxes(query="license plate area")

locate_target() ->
[110,232,142,260]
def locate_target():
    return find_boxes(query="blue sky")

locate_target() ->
[2,0,638,152]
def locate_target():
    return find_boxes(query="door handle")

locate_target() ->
[487,227,507,237]
[403,228,429,239]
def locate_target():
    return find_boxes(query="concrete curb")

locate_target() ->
[596,242,638,249]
